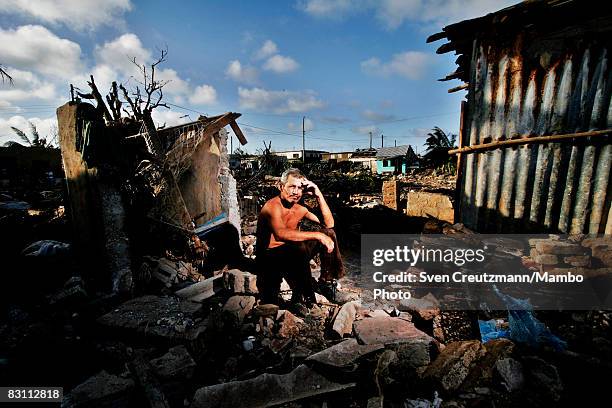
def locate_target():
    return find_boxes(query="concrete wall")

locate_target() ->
[406,191,454,223]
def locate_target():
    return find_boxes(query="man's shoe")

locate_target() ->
[317,279,337,302]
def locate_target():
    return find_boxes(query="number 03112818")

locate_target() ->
[0,387,62,402]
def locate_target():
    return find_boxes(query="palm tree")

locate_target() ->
[423,126,457,171]
[4,121,54,148]
[0,64,12,84]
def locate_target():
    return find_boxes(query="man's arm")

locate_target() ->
[304,180,334,228]
[267,203,334,252]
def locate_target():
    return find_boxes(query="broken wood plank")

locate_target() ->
[229,120,248,145]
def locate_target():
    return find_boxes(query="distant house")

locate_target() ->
[375,145,419,175]
[272,150,327,162]
[322,151,353,162]
[349,148,377,171]
[229,154,260,175]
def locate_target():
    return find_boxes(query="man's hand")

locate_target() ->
[318,232,334,253]
[302,178,322,198]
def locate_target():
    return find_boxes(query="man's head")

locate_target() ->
[279,168,305,204]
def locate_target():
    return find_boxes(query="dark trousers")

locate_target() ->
[257,227,344,305]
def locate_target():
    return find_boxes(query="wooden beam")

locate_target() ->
[229,120,248,145]
[448,129,612,155]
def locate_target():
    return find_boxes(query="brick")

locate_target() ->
[534,254,559,265]
[535,241,586,255]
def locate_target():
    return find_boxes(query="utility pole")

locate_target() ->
[381,134,384,148]
[394,139,397,147]
[230,132,233,154]
[369,131,372,149]
[302,116,306,164]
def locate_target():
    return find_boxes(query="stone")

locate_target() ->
[224,269,258,294]
[353,316,435,347]
[306,338,384,372]
[223,295,256,323]
[406,192,454,223]
[422,340,485,392]
[278,310,303,338]
[523,356,563,402]
[149,345,196,381]
[96,296,206,342]
[190,364,355,408]
[535,240,586,256]
[461,339,515,389]
[366,396,383,408]
[563,255,590,267]
[534,254,559,265]
[63,370,135,407]
[495,358,524,392]
[331,301,360,338]
[399,297,440,321]
[175,275,224,302]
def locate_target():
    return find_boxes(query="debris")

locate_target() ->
[495,358,524,392]
[523,356,563,402]
[62,370,135,408]
[224,269,258,294]
[331,301,360,339]
[97,295,206,341]
[406,192,453,223]
[190,364,356,408]
[278,310,304,338]
[175,275,224,302]
[149,345,196,382]
[128,351,171,408]
[223,295,256,324]
[493,286,566,351]
[422,340,485,392]
[305,338,384,372]
[21,240,70,257]
[353,316,436,346]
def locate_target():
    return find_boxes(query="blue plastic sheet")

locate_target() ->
[479,319,510,343]
[492,285,566,351]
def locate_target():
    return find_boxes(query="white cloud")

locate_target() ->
[189,84,217,105]
[0,0,132,31]
[300,0,356,19]
[0,25,83,79]
[361,51,431,79]
[288,118,314,132]
[263,55,299,73]
[151,109,190,129]
[361,109,396,122]
[254,40,278,60]
[300,0,516,29]
[238,87,324,114]
[225,60,258,84]
[0,115,57,145]
[0,68,58,102]
[94,33,151,77]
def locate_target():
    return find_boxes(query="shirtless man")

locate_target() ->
[256,168,344,308]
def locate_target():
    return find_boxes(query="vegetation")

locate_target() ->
[4,121,56,148]
[422,126,457,173]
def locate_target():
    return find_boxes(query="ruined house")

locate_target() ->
[57,101,247,294]
[429,0,612,234]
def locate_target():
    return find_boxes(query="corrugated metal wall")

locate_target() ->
[459,38,612,234]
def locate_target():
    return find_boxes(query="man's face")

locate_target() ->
[280,175,304,203]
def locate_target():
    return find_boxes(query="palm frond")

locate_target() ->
[10,126,31,146]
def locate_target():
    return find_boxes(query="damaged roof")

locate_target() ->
[427,0,612,86]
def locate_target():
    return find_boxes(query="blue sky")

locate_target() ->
[0,0,516,153]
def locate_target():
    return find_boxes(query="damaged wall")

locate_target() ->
[168,125,241,234]
[432,0,612,234]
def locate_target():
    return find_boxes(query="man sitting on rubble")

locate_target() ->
[256,168,344,312]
